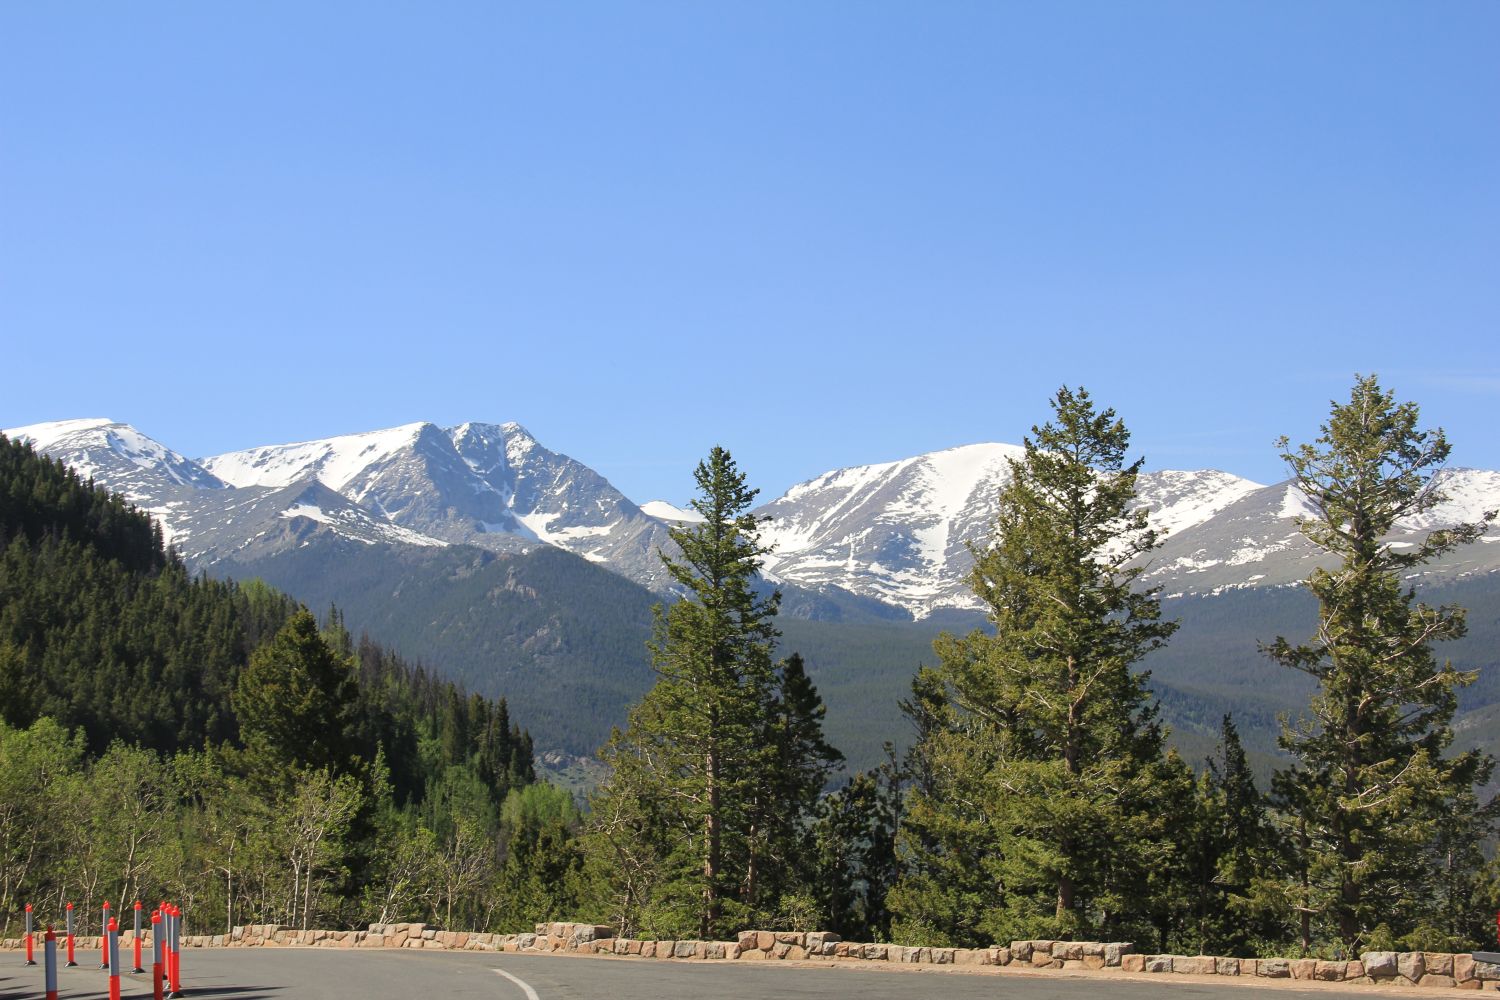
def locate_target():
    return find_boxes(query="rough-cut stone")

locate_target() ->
[704,942,727,960]
[756,931,776,952]
[1053,941,1084,961]
[1420,974,1457,988]
[1313,961,1344,981]
[775,931,804,946]
[1121,954,1145,973]
[1082,942,1105,958]
[1397,951,1425,982]
[1031,952,1059,969]
[1144,956,1172,973]
[1010,941,1033,962]
[1361,951,1398,977]
[1474,959,1500,980]
[1257,958,1289,978]
[1345,961,1364,979]
[1081,956,1105,970]
[1214,958,1239,976]
[785,945,807,961]
[1175,956,1213,975]
[934,948,954,965]
[953,949,986,966]
[996,947,1012,966]
[1425,953,1455,977]
[1454,954,1477,982]
[1289,959,1317,980]
[862,943,888,961]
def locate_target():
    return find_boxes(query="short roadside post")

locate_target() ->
[108,917,121,1000]
[133,900,145,973]
[65,902,76,966]
[152,909,164,1000]
[168,904,184,998]
[44,925,59,1000]
[24,903,35,965]
[100,900,111,968]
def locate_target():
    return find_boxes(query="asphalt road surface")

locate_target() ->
[0,949,1450,1000]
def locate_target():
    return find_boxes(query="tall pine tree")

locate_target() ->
[893,386,1184,944]
[585,447,837,938]
[1265,374,1497,954]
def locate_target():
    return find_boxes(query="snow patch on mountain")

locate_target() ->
[203,422,431,492]
[641,500,705,523]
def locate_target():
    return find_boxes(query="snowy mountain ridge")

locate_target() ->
[7,418,1498,618]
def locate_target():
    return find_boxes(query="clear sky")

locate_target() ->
[3,3,1496,504]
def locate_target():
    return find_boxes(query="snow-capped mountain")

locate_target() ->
[202,421,677,588]
[752,444,1267,616]
[7,419,1498,619]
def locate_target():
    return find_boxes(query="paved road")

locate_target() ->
[0,949,1443,1000]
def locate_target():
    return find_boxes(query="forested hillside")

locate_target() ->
[0,434,578,937]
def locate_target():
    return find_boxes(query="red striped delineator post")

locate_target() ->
[65,901,77,966]
[152,910,164,1000]
[24,902,35,965]
[133,900,145,973]
[108,917,121,1000]
[44,925,59,1000]
[100,900,111,968]
[168,903,184,998]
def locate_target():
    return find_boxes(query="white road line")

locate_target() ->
[493,967,542,1000]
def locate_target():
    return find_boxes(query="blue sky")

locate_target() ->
[3,3,1496,503]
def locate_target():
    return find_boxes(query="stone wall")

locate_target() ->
[6,922,1500,991]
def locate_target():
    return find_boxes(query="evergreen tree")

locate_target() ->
[1265,374,1498,954]
[233,610,359,778]
[892,387,1181,943]
[585,447,836,938]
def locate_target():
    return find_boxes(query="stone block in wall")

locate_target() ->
[1121,954,1145,973]
[1030,951,1060,968]
[639,941,657,958]
[658,940,677,958]
[806,931,839,954]
[861,943,887,961]
[1453,954,1476,982]
[1009,940,1032,962]
[1082,942,1105,958]
[996,947,1012,965]
[1361,951,1397,977]
[755,931,776,951]
[1257,958,1289,978]
[1175,956,1214,975]
[1062,960,1088,971]
[1345,961,1364,979]
[1289,959,1317,980]
[952,948,987,966]
[1397,951,1425,982]
[1472,958,1500,980]
[1053,941,1084,961]
[775,931,805,946]
[1425,953,1454,977]
[1312,960,1344,981]
[786,945,808,960]
[1144,955,1172,973]
[1420,974,1457,988]
[1103,943,1128,966]
[704,942,728,960]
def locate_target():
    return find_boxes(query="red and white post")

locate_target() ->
[133,900,144,973]
[168,903,183,998]
[152,909,164,1000]
[24,902,35,965]
[100,900,111,968]
[107,917,121,1000]
[44,925,59,1000]
[65,901,76,966]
